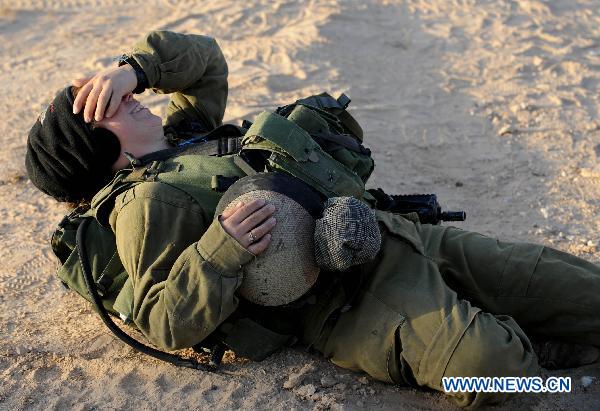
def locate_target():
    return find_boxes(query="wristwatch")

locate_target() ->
[116,54,149,94]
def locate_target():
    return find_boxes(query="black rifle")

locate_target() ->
[367,188,466,225]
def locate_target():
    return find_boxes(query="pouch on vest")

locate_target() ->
[241,93,374,199]
[242,111,367,198]
[289,104,374,183]
[52,207,134,322]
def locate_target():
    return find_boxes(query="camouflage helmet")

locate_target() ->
[215,172,324,306]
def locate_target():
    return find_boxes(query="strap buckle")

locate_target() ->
[336,93,351,109]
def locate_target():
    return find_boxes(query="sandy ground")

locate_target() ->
[1,0,599,409]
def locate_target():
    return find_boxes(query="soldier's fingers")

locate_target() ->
[238,203,276,233]
[228,199,267,225]
[247,234,272,255]
[248,217,276,240]
[94,87,113,122]
[72,81,94,114]
[105,91,122,119]
[83,83,103,123]
[71,77,92,87]
[221,202,243,220]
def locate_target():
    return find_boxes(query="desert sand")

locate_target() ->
[1,0,599,409]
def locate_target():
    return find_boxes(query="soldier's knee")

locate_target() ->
[443,313,539,407]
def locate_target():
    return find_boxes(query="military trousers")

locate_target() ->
[315,213,600,407]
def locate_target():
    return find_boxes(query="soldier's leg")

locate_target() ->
[417,224,600,345]
[316,214,539,407]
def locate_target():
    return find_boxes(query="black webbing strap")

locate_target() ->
[136,123,245,167]
[218,136,242,156]
[125,137,243,176]
[297,93,350,110]
[186,137,242,157]
[76,217,214,371]
[311,132,371,155]
[132,147,182,166]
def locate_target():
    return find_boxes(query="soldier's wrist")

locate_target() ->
[197,218,255,276]
[117,54,149,94]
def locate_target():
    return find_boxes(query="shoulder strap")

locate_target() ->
[131,136,243,169]
[131,123,246,167]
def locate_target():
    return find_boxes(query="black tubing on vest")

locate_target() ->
[76,217,212,371]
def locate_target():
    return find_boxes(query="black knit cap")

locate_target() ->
[25,86,121,202]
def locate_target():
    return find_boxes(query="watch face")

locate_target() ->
[115,54,129,66]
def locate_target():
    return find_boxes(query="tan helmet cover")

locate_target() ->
[217,173,323,306]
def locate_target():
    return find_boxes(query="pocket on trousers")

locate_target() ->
[321,291,405,383]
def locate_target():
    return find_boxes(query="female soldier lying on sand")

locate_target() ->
[26,30,600,407]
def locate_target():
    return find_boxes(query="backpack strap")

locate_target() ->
[129,123,246,167]
[130,136,243,170]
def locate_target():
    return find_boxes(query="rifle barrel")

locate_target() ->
[440,211,466,222]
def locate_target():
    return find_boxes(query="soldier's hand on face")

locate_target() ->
[219,199,277,255]
[71,64,138,123]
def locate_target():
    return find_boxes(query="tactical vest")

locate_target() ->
[51,93,373,364]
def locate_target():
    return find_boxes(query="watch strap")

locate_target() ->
[117,55,149,94]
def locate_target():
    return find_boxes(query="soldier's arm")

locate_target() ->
[109,183,252,351]
[129,30,228,131]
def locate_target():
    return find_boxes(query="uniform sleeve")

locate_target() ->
[128,30,228,130]
[109,183,253,350]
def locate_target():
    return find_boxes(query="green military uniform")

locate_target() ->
[97,31,600,407]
